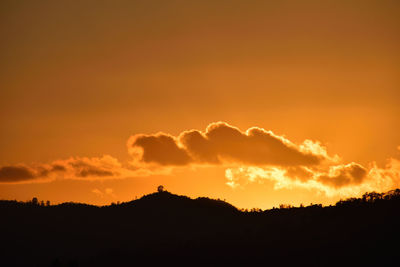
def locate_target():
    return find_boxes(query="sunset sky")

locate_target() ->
[1,0,399,209]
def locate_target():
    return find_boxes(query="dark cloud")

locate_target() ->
[77,168,114,178]
[51,164,67,172]
[0,166,38,182]
[0,156,122,183]
[318,163,367,188]
[129,122,326,167]
[128,134,192,165]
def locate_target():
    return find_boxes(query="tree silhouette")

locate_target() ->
[157,185,164,193]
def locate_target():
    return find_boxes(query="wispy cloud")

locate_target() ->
[92,188,116,198]
[0,155,134,183]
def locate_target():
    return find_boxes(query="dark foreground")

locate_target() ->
[1,190,400,267]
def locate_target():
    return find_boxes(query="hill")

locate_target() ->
[1,190,400,266]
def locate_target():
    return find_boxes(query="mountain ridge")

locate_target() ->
[1,189,399,266]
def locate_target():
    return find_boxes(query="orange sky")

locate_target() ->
[0,0,399,209]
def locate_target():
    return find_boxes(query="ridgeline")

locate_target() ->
[1,189,399,266]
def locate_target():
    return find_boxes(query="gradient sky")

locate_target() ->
[1,0,399,209]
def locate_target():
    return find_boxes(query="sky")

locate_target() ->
[0,0,399,209]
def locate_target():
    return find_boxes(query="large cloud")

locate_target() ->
[128,122,330,167]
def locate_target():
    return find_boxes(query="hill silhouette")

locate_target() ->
[1,189,399,266]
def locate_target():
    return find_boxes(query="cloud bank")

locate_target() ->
[1,121,399,198]
[126,122,399,196]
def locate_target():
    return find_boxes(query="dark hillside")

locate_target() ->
[1,190,399,266]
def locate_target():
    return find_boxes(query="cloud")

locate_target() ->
[317,163,367,188]
[0,166,37,182]
[128,134,191,166]
[128,122,331,167]
[367,158,400,192]
[284,166,315,182]
[0,122,336,183]
[1,122,398,199]
[62,155,122,178]
[92,188,103,196]
[225,159,400,197]
[92,188,116,198]
[0,155,128,183]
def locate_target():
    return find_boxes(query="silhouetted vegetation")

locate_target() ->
[1,189,399,266]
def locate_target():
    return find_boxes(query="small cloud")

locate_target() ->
[91,188,103,196]
[92,188,116,198]
[105,188,113,195]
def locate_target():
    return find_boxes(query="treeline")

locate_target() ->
[1,189,399,266]
[0,197,51,207]
[336,189,400,206]
[246,188,400,212]
[2,189,400,212]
